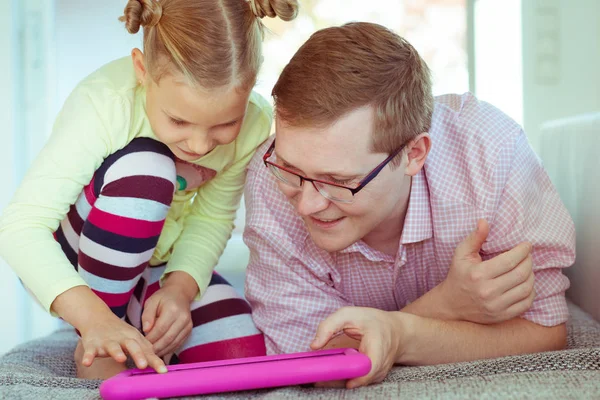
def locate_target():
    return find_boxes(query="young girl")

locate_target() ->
[0,0,298,379]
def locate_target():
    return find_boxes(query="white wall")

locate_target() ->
[473,0,522,125]
[0,0,21,355]
[522,0,600,151]
[0,0,61,356]
[55,0,142,108]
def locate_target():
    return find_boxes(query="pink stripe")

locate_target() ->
[87,208,165,239]
[92,288,135,308]
[84,177,97,206]
[178,334,267,363]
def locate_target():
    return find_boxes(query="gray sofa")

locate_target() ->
[0,303,598,399]
[1,114,600,399]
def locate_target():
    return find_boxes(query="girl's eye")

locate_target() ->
[222,119,240,128]
[170,117,188,127]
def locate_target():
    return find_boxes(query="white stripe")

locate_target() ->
[179,314,260,352]
[126,297,143,330]
[102,152,176,189]
[79,233,155,268]
[74,190,93,220]
[60,215,80,253]
[191,284,241,310]
[78,267,140,294]
[95,196,170,222]
[141,264,167,286]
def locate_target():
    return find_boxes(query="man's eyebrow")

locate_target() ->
[274,151,362,179]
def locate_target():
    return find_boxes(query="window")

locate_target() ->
[256,0,468,101]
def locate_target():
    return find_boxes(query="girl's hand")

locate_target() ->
[78,312,167,373]
[142,285,194,357]
[51,285,166,373]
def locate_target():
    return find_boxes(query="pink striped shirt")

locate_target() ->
[244,93,576,354]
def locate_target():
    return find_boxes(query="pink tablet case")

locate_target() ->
[99,348,371,400]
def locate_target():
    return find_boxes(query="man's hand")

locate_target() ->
[439,219,536,324]
[311,307,405,389]
[142,279,195,357]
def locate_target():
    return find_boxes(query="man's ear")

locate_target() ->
[404,133,431,176]
[131,48,148,85]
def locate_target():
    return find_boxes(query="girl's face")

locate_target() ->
[133,49,251,161]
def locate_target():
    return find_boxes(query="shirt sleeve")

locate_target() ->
[482,130,576,326]
[243,156,352,354]
[162,103,273,298]
[0,84,129,314]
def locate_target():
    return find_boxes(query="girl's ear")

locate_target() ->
[131,48,148,85]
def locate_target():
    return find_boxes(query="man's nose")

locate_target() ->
[295,181,330,217]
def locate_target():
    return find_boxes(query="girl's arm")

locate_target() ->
[0,83,129,315]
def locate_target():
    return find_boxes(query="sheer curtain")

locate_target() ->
[0,0,59,356]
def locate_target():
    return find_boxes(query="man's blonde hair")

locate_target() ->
[272,22,433,162]
[120,0,299,89]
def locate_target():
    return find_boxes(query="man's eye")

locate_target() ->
[330,178,354,186]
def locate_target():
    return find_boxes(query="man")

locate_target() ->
[243,22,575,388]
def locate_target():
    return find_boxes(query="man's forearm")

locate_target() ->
[397,314,566,365]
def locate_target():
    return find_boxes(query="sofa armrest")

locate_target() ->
[538,113,600,322]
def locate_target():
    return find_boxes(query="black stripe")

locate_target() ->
[134,278,146,303]
[55,226,78,269]
[82,221,160,254]
[110,303,129,319]
[208,273,233,287]
[191,298,251,327]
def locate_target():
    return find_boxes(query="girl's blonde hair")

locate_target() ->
[119,0,298,89]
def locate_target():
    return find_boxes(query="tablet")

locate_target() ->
[99,348,371,400]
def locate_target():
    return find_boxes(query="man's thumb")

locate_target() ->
[456,219,489,257]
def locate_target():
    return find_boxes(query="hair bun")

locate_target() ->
[248,0,299,21]
[120,0,163,34]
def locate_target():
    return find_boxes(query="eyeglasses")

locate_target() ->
[262,139,405,204]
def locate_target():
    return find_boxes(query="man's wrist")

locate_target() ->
[432,280,459,320]
[400,280,459,321]
[390,311,420,365]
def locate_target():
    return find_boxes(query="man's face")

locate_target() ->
[272,106,411,252]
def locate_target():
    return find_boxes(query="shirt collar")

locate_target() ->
[400,169,433,244]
